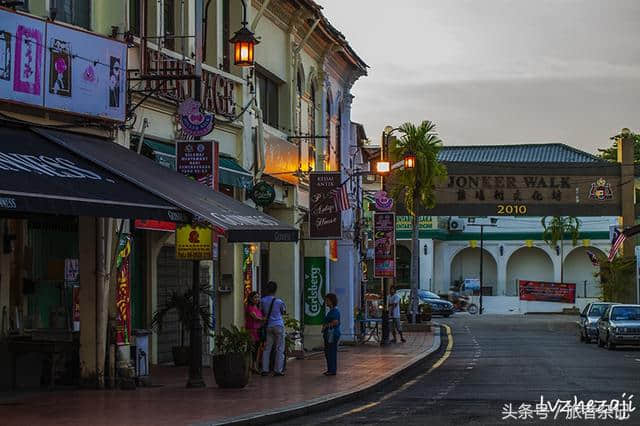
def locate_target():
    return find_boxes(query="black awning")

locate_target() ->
[32,127,298,243]
[0,124,187,223]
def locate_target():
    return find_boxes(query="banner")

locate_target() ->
[242,244,254,304]
[176,140,219,189]
[374,212,396,278]
[309,172,342,239]
[115,235,132,345]
[304,257,326,325]
[518,280,576,304]
[175,224,213,260]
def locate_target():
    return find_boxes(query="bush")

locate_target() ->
[214,325,253,355]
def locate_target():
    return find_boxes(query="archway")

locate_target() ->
[563,246,605,298]
[506,247,554,296]
[450,247,497,294]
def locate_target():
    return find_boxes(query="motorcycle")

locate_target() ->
[449,292,478,315]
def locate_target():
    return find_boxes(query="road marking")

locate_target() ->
[324,324,454,421]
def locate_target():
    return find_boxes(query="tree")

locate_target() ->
[390,121,447,323]
[597,132,640,163]
[541,216,580,283]
[595,255,635,302]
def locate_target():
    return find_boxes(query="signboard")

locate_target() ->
[175,224,213,260]
[115,235,132,345]
[178,98,214,137]
[374,212,396,278]
[0,9,127,121]
[309,172,342,239]
[242,244,254,303]
[250,181,275,207]
[463,278,480,292]
[374,191,393,211]
[176,140,219,189]
[518,280,576,304]
[396,216,432,232]
[304,257,326,325]
[134,219,176,232]
[422,164,622,216]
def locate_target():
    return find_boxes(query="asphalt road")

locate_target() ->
[278,314,640,425]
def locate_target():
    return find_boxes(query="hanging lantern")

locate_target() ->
[403,151,416,169]
[229,25,259,67]
[376,160,390,175]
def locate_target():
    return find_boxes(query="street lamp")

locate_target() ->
[466,217,498,315]
[229,0,259,67]
[403,151,416,169]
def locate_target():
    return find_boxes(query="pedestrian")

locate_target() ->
[245,291,263,374]
[261,281,286,377]
[322,293,340,376]
[388,286,406,343]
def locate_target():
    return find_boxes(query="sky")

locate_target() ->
[315,0,640,155]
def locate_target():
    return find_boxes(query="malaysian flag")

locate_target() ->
[332,185,350,212]
[608,228,625,261]
[585,250,600,267]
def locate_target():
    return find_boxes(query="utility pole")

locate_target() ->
[467,218,497,315]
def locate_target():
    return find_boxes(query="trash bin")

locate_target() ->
[132,329,151,380]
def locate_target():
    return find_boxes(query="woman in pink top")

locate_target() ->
[245,291,264,373]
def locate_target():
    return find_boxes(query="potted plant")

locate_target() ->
[284,315,303,359]
[151,284,214,366]
[212,325,253,388]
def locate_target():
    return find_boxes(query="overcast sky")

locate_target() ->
[316,0,639,154]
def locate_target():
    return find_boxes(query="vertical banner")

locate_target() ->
[242,244,254,304]
[64,258,80,331]
[176,140,219,190]
[374,212,396,278]
[115,235,132,346]
[304,257,326,325]
[329,240,338,262]
[309,172,342,239]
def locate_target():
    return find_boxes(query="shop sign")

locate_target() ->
[115,235,132,345]
[0,8,127,121]
[176,140,219,189]
[374,191,393,211]
[395,216,432,232]
[518,280,576,304]
[64,258,79,282]
[309,172,342,239]
[178,98,214,137]
[304,257,326,325]
[72,286,80,332]
[134,219,176,232]
[374,212,396,278]
[250,181,275,207]
[176,224,212,260]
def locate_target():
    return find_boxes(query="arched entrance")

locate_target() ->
[450,247,497,294]
[506,247,554,296]
[563,247,605,298]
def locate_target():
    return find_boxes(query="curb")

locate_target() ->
[203,327,442,426]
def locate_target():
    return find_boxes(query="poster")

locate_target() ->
[242,244,253,304]
[115,235,132,345]
[309,172,342,239]
[304,257,326,325]
[176,140,219,190]
[374,212,396,278]
[518,280,576,304]
[175,224,212,260]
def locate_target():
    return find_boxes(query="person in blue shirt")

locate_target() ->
[261,281,287,376]
[322,293,340,376]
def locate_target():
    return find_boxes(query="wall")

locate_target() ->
[472,295,600,314]
[506,247,554,295]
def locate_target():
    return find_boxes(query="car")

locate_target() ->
[578,302,612,343]
[396,289,454,317]
[596,304,640,350]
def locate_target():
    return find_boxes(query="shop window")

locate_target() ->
[256,70,279,129]
[52,0,91,30]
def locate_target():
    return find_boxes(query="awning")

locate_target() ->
[0,123,298,242]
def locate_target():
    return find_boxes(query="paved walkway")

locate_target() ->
[0,331,436,426]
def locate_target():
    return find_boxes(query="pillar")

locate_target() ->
[419,239,434,291]
[78,216,97,385]
[619,129,636,302]
[496,246,507,296]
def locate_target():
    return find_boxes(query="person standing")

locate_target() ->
[322,293,341,376]
[261,281,286,376]
[389,286,406,343]
[245,291,263,374]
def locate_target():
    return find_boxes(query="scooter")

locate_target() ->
[450,292,478,315]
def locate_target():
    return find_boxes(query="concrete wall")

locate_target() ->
[472,295,600,314]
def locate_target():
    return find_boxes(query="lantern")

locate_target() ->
[376,160,390,175]
[403,151,416,169]
[229,25,259,67]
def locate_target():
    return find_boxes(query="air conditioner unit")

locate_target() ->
[448,218,465,232]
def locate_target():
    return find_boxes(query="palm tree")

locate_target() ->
[390,121,447,323]
[541,216,581,283]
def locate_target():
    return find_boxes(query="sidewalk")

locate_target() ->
[0,329,438,426]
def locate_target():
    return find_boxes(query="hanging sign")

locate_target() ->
[309,172,342,239]
[176,140,219,189]
[176,224,213,260]
[374,212,396,278]
[374,191,393,211]
[115,235,132,345]
[304,257,326,325]
[178,98,215,137]
[250,181,275,207]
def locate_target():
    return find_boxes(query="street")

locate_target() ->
[280,315,640,425]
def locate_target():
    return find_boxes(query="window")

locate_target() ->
[296,69,303,134]
[256,71,279,128]
[335,105,341,171]
[52,0,90,30]
[163,0,175,50]
[222,0,230,71]
[307,84,316,171]
[129,0,140,36]
[325,95,331,169]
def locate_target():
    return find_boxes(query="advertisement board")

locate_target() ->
[175,224,213,260]
[309,172,342,239]
[374,212,396,278]
[0,9,127,121]
[176,140,219,189]
[518,280,576,304]
[304,257,326,325]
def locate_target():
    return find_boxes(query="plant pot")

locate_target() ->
[212,352,250,388]
[172,346,191,366]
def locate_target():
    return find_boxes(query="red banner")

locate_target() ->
[518,280,576,304]
[134,219,176,232]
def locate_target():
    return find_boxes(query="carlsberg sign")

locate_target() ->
[304,257,326,325]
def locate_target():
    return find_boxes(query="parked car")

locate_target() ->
[396,289,454,317]
[597,304,640,350]
[578,302,612,343]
